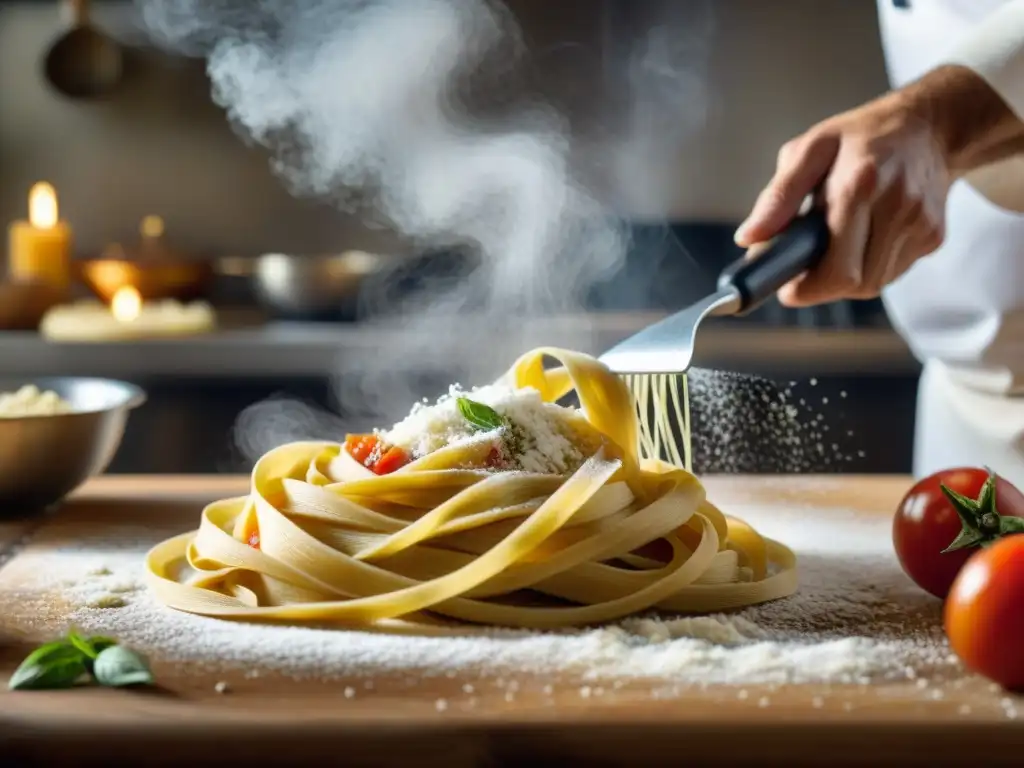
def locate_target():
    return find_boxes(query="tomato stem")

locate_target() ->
[941,471,1024,553]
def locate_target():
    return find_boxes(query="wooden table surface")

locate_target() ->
[0,474,1022,767]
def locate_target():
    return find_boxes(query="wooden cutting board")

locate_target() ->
[0,475,1021,767]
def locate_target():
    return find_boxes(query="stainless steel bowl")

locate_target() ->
[0,377,145,514]
[247,251,386,321]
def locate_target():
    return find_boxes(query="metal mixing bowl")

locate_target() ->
[0,377,145,514]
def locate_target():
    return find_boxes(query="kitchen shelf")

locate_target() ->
[0,314,918,380]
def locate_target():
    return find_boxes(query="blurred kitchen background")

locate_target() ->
[0,0,918,474]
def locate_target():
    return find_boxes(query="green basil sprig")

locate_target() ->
[8,631,153,691]
[7,641,87,691]
[457,397,506,432]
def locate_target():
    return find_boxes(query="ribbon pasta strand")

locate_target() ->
[146,348,797,629]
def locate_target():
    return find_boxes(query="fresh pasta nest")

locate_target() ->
[146,348,797,628]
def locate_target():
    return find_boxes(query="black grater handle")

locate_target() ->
[717,206,830,315]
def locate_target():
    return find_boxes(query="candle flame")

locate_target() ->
[28,182,58,229]
[141,215,164,239]
[111,286,142,323]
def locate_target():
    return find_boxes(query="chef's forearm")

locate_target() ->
[898,64,1024,176]
[904,1,1024,176]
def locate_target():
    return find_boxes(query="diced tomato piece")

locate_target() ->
[372,446,410,475]
[248,531,261,549]
[485,446,502,467]
[345,433,408,474]
[345,434,379,466]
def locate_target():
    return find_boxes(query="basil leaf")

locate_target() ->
[66,631,118,673]
[9,658,87,691]
[67,630,99,660]
[92,645,153,688]
[88,636,118,655]
[13,640,83,669]
[457,398,505,432]
[8,642,88,691]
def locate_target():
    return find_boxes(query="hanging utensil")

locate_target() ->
[43,0,124,100]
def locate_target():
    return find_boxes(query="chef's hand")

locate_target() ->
[734,64,1024,308]
[734,93,950,308]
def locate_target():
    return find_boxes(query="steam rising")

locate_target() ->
[140,0,711,459]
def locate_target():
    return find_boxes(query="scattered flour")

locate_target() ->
[2,499,960,689]
[86,594,127,609]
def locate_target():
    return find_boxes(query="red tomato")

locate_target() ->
[946,536,1024,691]
[892,468,1024,599]
[484,445,506,469]
[344,434,410,475]
[345,434,379,466]
[372,446,410,475]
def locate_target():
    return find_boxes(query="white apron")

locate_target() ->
[877,0,1024,486]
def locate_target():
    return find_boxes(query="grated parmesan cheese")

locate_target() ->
[0,385,73,418]
[383,383,587,475]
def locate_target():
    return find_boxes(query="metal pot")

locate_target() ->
[223,251,386,321]
[218,249,478,322]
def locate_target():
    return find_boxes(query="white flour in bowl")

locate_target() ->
[1,500,964,690]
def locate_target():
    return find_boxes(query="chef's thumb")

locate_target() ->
[734,137,836,247]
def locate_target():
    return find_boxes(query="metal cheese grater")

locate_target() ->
[599,205,831,469]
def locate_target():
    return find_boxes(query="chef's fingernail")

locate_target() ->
[733,222,749,245]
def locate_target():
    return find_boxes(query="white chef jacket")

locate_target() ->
[876,0,1024,481]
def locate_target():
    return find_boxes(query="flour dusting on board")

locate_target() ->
[2,500,961,689]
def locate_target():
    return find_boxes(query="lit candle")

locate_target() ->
[7,182,72,292]
[39,287,216,342]
[110,285,143,324]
